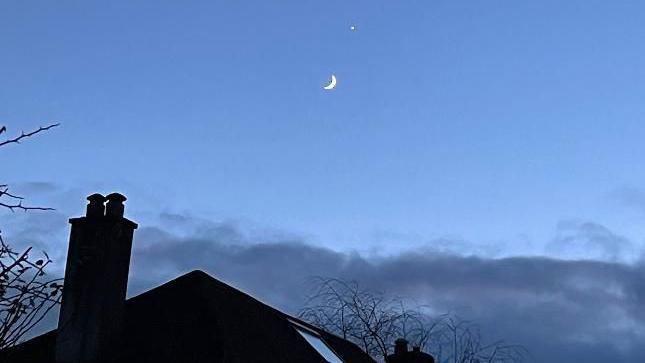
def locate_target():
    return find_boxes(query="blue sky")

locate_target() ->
[3,1,645,255]
[2,2,645,361]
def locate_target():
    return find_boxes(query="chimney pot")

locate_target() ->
[105,192,127,217]
[86,193,106,217]
[395,338,409,355]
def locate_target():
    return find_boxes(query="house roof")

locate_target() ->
[2,270,376,363]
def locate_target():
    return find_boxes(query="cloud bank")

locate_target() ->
[124,217,645,363]
[3,198,644,363]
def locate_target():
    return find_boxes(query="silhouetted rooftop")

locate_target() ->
[2,270,375,363]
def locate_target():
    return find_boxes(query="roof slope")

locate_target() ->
[2,270,375,363]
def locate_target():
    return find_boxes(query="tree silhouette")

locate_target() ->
[299,277,526,363]
[0,123,63,350]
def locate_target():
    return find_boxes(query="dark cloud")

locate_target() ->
[11,181,61,196]
[125,219,645,363]
[7,211,645,362]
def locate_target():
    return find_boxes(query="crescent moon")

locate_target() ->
[323,74,337,90]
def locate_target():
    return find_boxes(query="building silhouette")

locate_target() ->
[2,193,434,363]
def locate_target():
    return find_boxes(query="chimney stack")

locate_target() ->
[387,337,435,363]
[55,193,137,363]
[394,338,409,355]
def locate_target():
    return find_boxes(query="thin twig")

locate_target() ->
[0,123,60,148]
[0,201,54,212]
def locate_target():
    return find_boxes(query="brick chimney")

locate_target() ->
[55,193,138,363]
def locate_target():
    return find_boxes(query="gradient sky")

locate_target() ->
[2,2,645,362]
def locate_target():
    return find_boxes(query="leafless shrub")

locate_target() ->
[0,123,62,349]
[299,277,527,363]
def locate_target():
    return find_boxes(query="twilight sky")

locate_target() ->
[2,1,645,362]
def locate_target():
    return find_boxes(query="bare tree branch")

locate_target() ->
[0,123,60,148]
[299,277,526,363]
[0,187,23,200]
[0,233,63,350]
[0,201,54,212]
[0,122,62,349]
